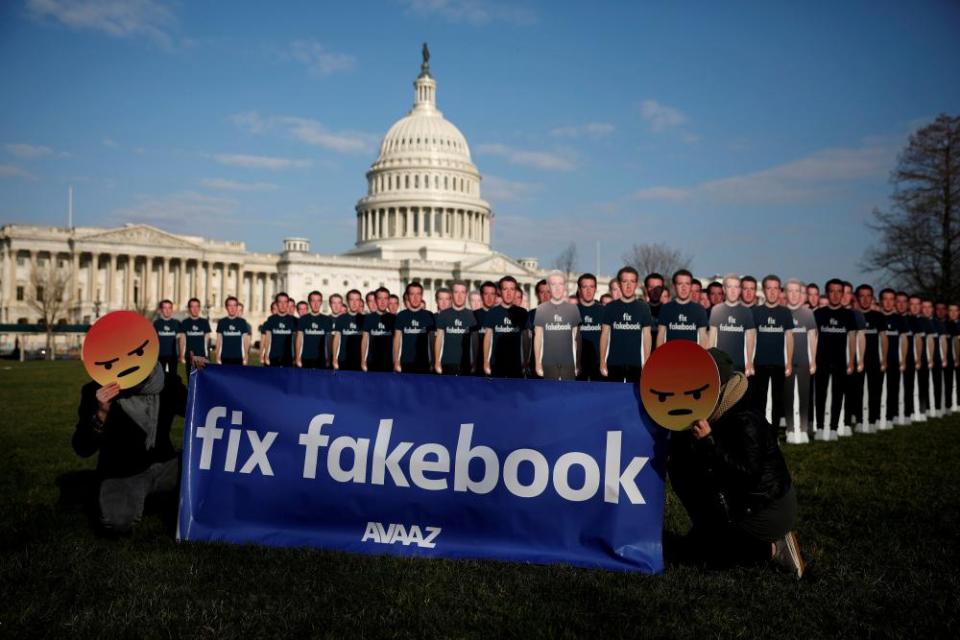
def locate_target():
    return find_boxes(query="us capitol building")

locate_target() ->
[0,48,596,333]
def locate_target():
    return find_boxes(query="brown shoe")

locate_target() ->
[772,531,805,579]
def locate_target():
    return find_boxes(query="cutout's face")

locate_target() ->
[640,340,720,431]
[82,311,159,388]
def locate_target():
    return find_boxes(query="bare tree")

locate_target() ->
[28,260,74,360]
[863,113,960,300]
[622,242,691,279]
[553,242,578,275]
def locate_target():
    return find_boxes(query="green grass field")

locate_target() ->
[1,360,958,638]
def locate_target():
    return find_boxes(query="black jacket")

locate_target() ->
[668,396,792,527]
[73,373,186,478]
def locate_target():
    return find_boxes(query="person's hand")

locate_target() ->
[535,365,544,377]
[179,358,186,364]
[746,365,755,377]
[809,363,817,376]
[95,382,120,423]
[881,363,887,372]
[263,357,270,367]
[484,365,492,376]
[900,362,906,372]
[332,361,339,371]
[394,363,402,373]
[847,365,854,375]
[785,365,792,378]
[434,364,443,375]
[916,362,921,370]
[857,363,864,373]
[692,419,712,440]
[361,362,368,372]
[189,351,207,371]
[600,364,608,377]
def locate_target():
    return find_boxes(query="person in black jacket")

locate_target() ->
[668,348,804,578]
[73,360,200,533]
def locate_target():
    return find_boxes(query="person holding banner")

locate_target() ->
[599,266,653,383]
[434,281,477,375]
[813,279,857,439]
[215,296,250,365]
[668,348,803,578]
[394,282,435,374]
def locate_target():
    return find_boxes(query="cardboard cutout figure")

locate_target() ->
[82,310,159,388]
[640,340,720,431]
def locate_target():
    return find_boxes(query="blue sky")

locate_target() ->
[2,0,959,285]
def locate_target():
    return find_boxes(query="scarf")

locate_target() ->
[117,363,165,450]
[707,371,749,423]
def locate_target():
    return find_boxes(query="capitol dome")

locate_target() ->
[348,47,492,262]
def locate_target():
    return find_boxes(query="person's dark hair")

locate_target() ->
[577,273,597,287]
[187,297,201,306]
[375,286,390,296]
[535,279,547,291]
[274,292,289,303]
[224,296,238,306]
[159,299,173,307]
[389,294,400,302]
[366,291,376,300]
[405,282,423,295]
[645,272,665,287]
[824,278,844,291]
[855,284,874,295]
[307,290,322,300]
[616,266,639,282]
[706,282,723,293]
[346,289,362,299]
[807,283,820,292]
[908,294,921,301]
[842,280,853,290]
[480,281,498,294]
[498,275,518,289]
[761,274,781,288]
[329,293,343,303]
[671,269,692,284]
[741,275,757,286]
[435,287,451,298]
[879,288,895,298]
[600,293,613,304]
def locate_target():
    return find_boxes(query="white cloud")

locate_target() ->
[229,111,375,154]
[114,191,237,227]
[286,40,356,77]
[0,164,37,180]
[549,122,615,138]
[5,143,62,158]
[482,175,542,202]
[628,139,897,206]
[212,154,311,171]
[26,0,177,48]
[102,138,119,149]
[400,0,537,26]
[631,186,691,202]
[276,117,375,154]
[639,99,687,132]
[200,178,279,192]
[476,143,575,171]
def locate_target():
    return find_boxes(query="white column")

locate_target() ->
[417,207,424,238]
[107,254,116,308]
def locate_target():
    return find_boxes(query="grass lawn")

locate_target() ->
[1,360,958,638]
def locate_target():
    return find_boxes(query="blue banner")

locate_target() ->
[177,367,668,573]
